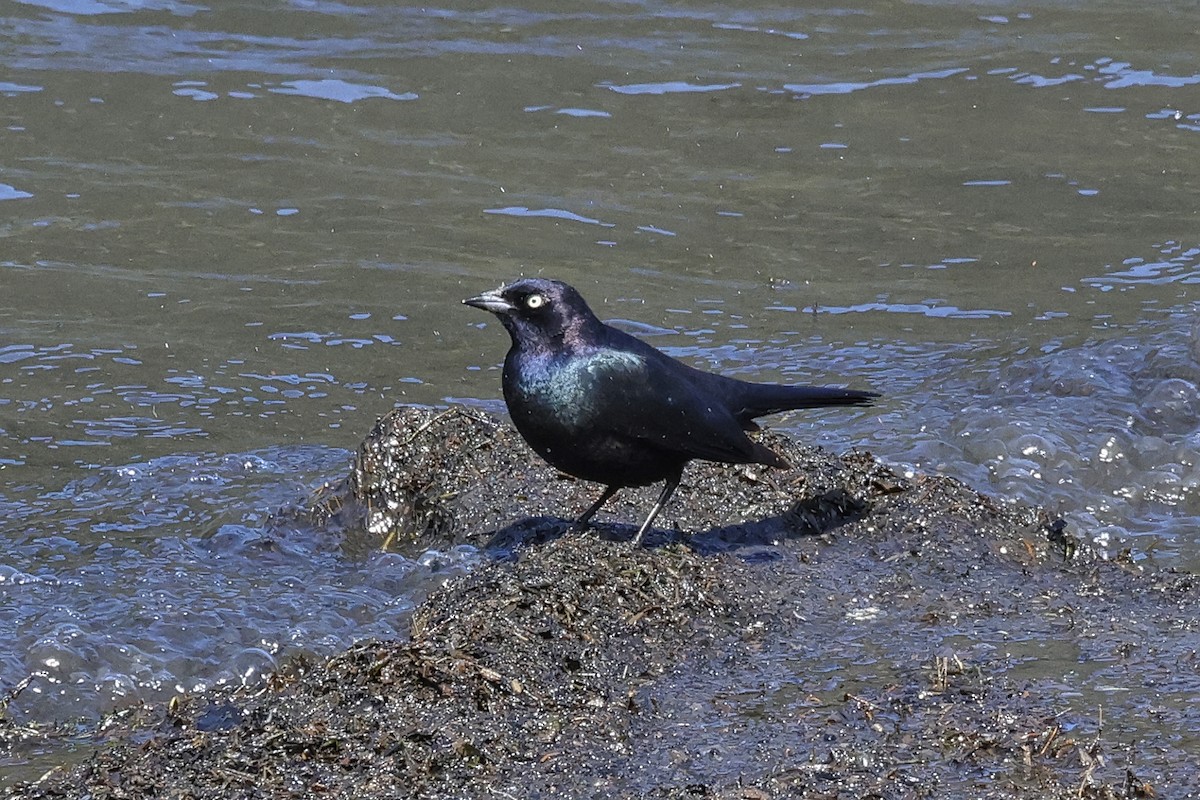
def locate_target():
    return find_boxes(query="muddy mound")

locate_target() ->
[7,407,1191,799]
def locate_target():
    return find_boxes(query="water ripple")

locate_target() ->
[0,445,481,723]
[784,68,968,97]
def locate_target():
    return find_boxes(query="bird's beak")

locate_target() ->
[463,288,513,314]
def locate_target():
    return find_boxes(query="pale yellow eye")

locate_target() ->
[525,293,547,309]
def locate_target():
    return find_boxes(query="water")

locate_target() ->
[2,0,1199,772]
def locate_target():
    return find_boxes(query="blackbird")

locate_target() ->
[465,278,877,543]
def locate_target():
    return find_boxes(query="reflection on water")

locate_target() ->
[174,78,419,104]
[1085,241,1200,287]
[1,0,1199,764]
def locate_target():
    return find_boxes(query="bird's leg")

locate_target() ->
[575,485,619,530]
[632,476,681,545]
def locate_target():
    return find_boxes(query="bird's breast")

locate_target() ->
[502,349,684,486]
[504,348,644,431]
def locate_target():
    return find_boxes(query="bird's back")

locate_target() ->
[597,323,877,427]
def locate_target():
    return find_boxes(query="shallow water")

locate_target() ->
[2,0,1199,770]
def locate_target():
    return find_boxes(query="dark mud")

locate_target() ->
[4,407,1196,798]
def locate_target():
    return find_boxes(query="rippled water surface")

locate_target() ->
[2,0,1199,780]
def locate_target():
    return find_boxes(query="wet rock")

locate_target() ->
[6,406,1195,799]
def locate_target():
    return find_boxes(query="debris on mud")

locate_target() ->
[6,406,1196,799]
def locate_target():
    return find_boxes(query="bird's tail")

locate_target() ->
[733,383,879,420]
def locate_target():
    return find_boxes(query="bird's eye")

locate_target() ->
[525,293,547,310]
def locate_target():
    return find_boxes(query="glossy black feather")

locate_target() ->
[464,278,877,542]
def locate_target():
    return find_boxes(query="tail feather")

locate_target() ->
[750,440,790,469]
[733,383,879,423]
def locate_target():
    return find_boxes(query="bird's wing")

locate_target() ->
[576,342,763,465]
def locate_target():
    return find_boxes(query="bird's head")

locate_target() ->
[464,278,601,349]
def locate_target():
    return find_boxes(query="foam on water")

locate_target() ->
[825,317,1200,565]
[0,446,480,724]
